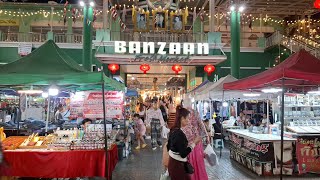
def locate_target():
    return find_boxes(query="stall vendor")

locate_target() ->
[260,114,268,127]
[81,118,93,130]
[236,112,247,128]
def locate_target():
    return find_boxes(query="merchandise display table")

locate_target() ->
[228,129,296,176]
[1,144,118,178]
[286,126,320,174]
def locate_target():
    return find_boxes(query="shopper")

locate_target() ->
[181,109,209,180]
[133,113,147,150]
[138,103,146,122]
[54,104,64,122]
[159,100,168,123]
[167,106,202,180]
[236,112,247,128]
[203,119,212,144]
[145,98,165,150]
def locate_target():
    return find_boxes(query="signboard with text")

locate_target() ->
[70,91,124,119]
[296,136,320,174]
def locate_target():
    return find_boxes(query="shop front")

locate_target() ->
[223,50,320,177]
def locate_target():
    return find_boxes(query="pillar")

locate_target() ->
[82,5,94,71]
[230,10,240,79]
[103,0,109,29]
[67,5,73,43]
[209,0,215,32]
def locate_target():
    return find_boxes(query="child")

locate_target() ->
[133,113,147,150]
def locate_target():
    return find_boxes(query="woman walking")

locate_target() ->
[181,108,209,180]
[145,98,165,150]
[167,106,202,180]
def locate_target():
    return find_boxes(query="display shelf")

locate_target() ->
[227,129,296,143]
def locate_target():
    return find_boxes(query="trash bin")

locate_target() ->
[117,142,125,161]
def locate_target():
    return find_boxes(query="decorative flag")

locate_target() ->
[122,5,126,22]
[193,8,196,23]
[72,8,76,23]
[132,6,136,22]
[184,7,188,24]
[63,1,68,25]
[200,11,204,22]
[111,6,118,20]
[93,9,97,22]
[120,20,127,32]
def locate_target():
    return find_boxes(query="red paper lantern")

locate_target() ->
[204,64,216,76]
[140,64,150,74]
[315,0,320,9]
[172,64,182,74]
[108,64,119,74]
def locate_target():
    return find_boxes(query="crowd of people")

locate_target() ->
[132,96,211,180]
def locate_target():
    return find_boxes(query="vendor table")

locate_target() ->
[228,129,296,176]
[286,126,320,174]
[1,144,118,178]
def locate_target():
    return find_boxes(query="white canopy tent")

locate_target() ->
[197,75,275,101]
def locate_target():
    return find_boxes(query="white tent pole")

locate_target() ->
[267,99,270,127]
[45,96,50,133]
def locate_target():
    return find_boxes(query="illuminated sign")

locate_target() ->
[114,41,209,55]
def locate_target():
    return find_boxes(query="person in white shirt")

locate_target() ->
[146,98,165,150]
[260,114,268,127]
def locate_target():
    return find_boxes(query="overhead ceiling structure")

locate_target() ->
[109,0,317,17]
[127,74,185,90]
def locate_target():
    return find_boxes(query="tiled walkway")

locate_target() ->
[112,142,319,180]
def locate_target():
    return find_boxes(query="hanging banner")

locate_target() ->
[296,136,320,174]
[70,91,124,119]
[0,19,19,26]
[18,43,32,56]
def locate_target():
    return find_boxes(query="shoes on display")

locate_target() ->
[146,136,151,139]
[135,146,141,150]
[152,147,157,150]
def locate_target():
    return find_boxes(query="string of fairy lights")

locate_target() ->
[0,3,319,28]
[0,9,103,19]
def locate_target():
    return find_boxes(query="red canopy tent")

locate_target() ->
[223,49,320,90]
[223,49,320,179]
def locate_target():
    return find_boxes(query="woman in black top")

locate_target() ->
[167,106,202,180]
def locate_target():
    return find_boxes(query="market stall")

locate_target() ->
[228,129,296,176]
[223,50,320,177]
[1,124,119,178]
[0,40,125,179]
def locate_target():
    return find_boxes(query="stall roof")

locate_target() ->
[197,75,237,101]
[224,50,320,91]
[0,40,125,90]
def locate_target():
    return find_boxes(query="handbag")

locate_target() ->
[184,161,194,174]
[204,144,218,166]
[160,170,171,180]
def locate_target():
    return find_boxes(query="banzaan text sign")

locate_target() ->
[114,41,209,63]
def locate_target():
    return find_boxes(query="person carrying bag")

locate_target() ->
[167,106,202,180]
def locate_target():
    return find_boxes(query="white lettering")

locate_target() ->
[143,42,155,54]
[197,43,209,55]
[157,42,166,55]
[183,43,195,55]
[114,41,210,55]
[169,43,181,55]
[115,41,126,53]
[129,42,141,54]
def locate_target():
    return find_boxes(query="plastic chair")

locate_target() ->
[212,133,224,149]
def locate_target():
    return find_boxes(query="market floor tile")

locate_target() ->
[112,142,320,180]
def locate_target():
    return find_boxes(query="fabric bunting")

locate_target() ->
[122,6,127,22]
